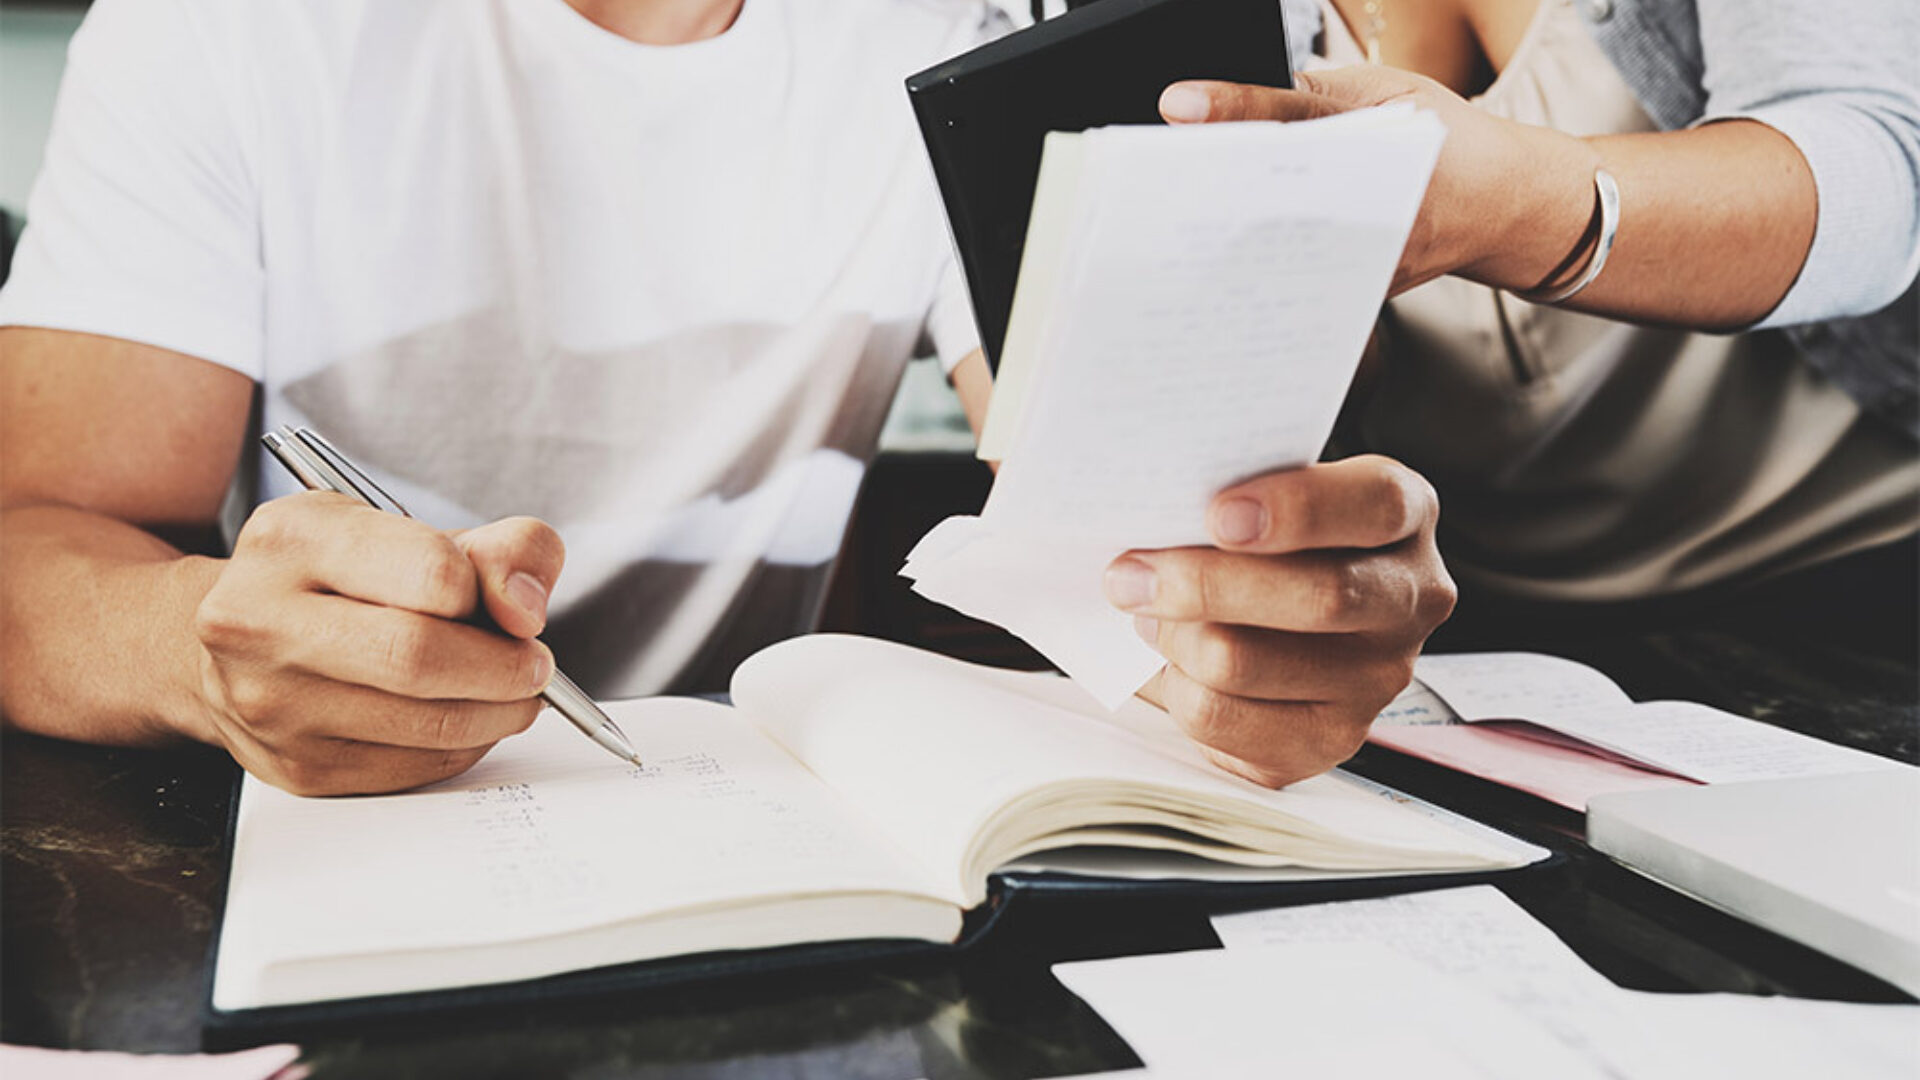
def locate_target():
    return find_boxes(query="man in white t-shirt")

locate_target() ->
[0,0,1455,795]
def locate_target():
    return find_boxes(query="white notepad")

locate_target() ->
[1589,770,1920,997]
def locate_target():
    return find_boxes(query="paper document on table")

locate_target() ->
[1211,885,1920,1079]
[1369,677,1693,811]
[1401,653,1903,794]
[1540,700,1905,785]
[908,107,1446,708]
[1054,940,1607,1080]
[1413,652,1635,722]
[1212,886,1626,1057]
[0,1044,303,1080]
[1369,723,1694,811]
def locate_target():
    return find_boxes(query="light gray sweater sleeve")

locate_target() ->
[1691,1,1920,329]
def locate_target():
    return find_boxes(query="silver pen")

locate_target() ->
[260,425,643,767]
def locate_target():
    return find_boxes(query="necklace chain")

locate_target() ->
[1361,0,1386,64]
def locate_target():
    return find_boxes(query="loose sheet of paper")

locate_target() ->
[1370,675,1693,810]
[1054,940,1607,1080]
[0,1045,303,1080]
[907,107,1446,708]
[1540,699,1906,785]
[1413,652,1634,722]
[1406,653,1904,791]
[1210,885,1920,1079]
[1369,722,1694,810]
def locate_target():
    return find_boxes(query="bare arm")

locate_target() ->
[0,328,248,746]
[949,348,994,442]
[1162,69,1817,330]
[1,328,562,794]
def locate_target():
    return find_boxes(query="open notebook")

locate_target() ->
[210,635,1544,1015]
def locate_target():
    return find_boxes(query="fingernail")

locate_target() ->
[531,646,554,695]
[1133,615,1161,648]
[506,572,548,626]
[1211,497,1268,546]
[1104,558,1157,611]
[1160,84,1210,123]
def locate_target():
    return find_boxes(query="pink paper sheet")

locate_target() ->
[0,1044,304,1080]
[1369,722,1694,812]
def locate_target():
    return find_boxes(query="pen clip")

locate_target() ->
[261,430,334,493]
[288,427,412,517]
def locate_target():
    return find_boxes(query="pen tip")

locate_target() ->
[628,752,645,768]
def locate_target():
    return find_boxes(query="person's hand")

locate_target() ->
[1104,456,1455,787]
[1159,67,1598,296]
[191,492,565,796]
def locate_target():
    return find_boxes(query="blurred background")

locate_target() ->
[1,1,88,278]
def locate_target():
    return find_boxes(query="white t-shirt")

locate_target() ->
[1,0,999,696]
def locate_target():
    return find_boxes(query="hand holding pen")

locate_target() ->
[188,426,638,797]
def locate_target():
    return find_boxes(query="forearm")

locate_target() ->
[951,348,994,443]
[1471,119,1817,330]
[0,503,222,747]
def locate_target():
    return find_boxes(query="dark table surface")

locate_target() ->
[5,456,1918,1077]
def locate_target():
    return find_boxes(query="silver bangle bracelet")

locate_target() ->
[1527,166,1620,305]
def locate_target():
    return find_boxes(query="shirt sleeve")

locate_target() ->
[1692,1,1920,329]
[0,0,264,379]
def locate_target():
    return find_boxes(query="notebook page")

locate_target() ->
[733,635,1534,906]
[213,698,949,1010]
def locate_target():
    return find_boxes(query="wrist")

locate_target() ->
[160,553,232,748]
[1463,125,1601,291]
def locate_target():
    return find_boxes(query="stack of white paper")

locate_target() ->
[905,106,1446,708]
[1048,886,1920,1079]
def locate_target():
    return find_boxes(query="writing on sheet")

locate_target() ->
[988,219,1403,547]
[452,750,855,916]
[1413,653,1633,723]
[1547,701,1902,785]
[462,781,602,911]
[1374,680,1459,726]
[1211,886,1920,1080]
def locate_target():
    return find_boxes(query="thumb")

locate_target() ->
[1158,76,1343,125]
[449,516,566,638]
[1160,69,1394,124]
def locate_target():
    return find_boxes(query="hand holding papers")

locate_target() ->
[906,106,1447,713]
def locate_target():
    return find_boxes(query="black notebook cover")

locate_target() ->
[200,865,1552,1047]
[908,0,1294,372]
